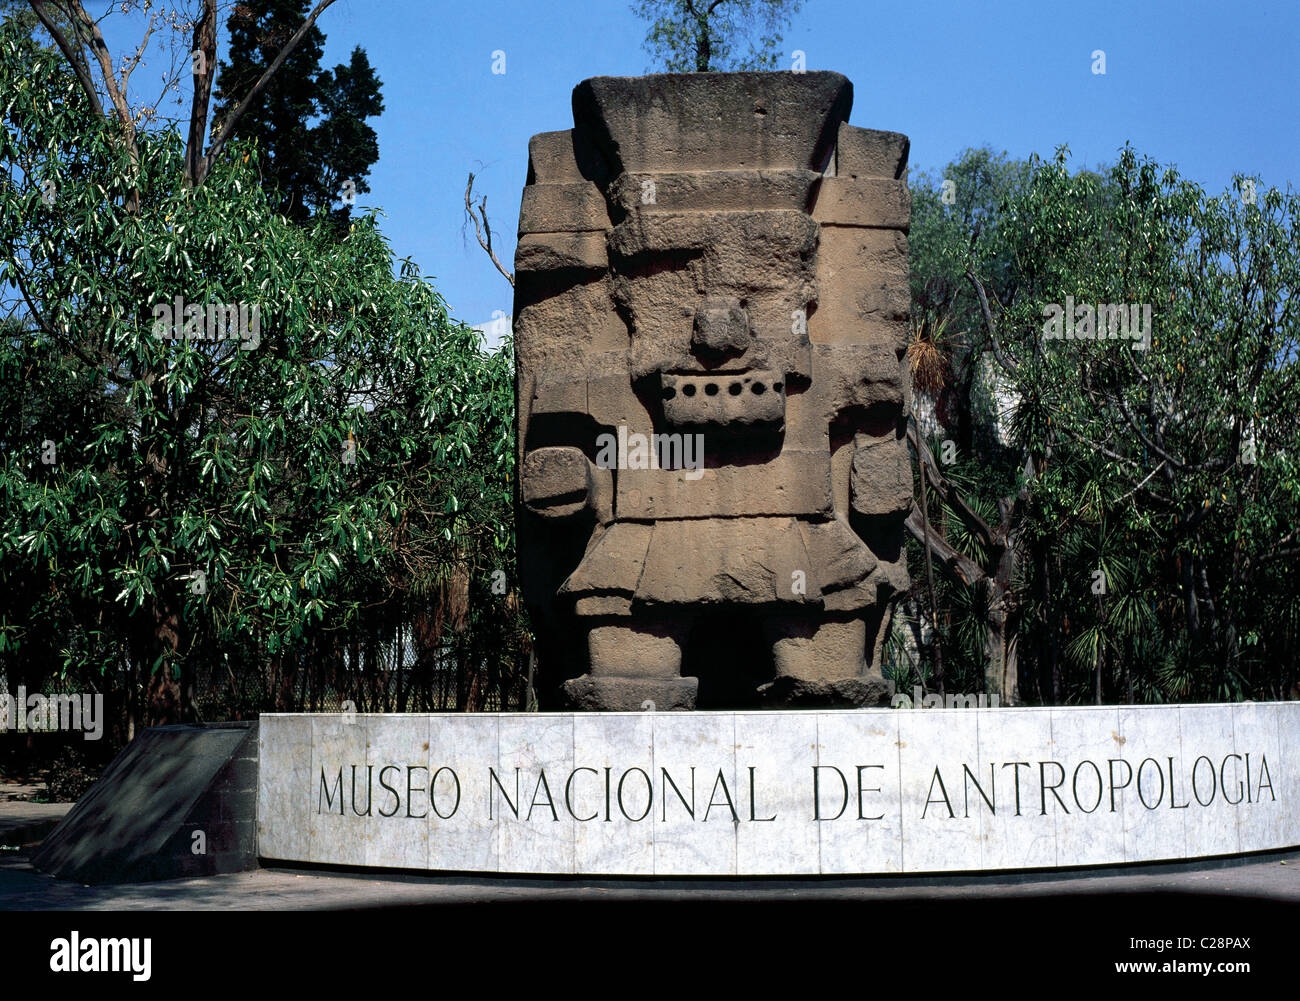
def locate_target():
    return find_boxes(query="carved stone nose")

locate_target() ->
[691,297,751,359]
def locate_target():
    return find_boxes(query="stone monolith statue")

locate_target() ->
[514,72,912,711]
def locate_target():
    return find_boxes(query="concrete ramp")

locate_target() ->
[32,722,257,884]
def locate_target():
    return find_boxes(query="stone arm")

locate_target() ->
[521,444,612,522]
[813,343,913,522]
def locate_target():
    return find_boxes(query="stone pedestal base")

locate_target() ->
[758,674,891,708]
[560,674,698,711]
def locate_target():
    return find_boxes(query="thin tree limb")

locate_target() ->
[199,0,338,186]
[28,1,103,117]
[966,268,1019,377]
[465,172,515,288]
[58,0,141,211]
[119,9,156,93]
[905,503,985,587]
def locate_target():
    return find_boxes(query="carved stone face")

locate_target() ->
[513,72,914,710]
[654,298,787,433]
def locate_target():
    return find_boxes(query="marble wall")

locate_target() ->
[258,704,1300,875]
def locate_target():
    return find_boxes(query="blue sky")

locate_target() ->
[115,0,1300,335]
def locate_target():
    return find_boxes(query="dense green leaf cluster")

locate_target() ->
[902,145,1300,703]
[0,23,518,729]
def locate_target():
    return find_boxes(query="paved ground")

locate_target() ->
[0,783,70,847]
[0,841,1296,910]
[1,790,1297,910]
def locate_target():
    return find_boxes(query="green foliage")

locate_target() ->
[0,21,515,725]
[44,744,97,802]
[905,143,1300,704]
[631,0,805,72]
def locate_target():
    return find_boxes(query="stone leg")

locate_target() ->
[560,621,698,711]
[758,613,891,707]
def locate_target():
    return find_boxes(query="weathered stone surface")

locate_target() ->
[812,342,907,416]
[608,170,819,215]
[758,675,892,707]
[573,72,852,173]
[615,450,833,520]
[561,522,653,596]
[515,231,608,272]
[835,122,909,180]
[521,446,597,517]
[559,675,698,711]
[514,285,628,375]
[851,434,912,518]
[518,182,610,235]
[515,72,913,710]
[808,227,910,348]
[527,129,608,185]
[661,370,786,428]
[812,177,911,230]
[689,296,752,358]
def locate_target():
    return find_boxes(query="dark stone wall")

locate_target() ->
[32,721,258,884]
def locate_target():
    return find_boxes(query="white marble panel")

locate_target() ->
[496,713,575,874]
[255,704,1299,877]
[573,712,655,875]
[1047,707,1124,867]
[976,708,1059,870]
[1116,706,1187,863]
[651,711,738,875]
[813,709,902,874]
[362,715,430,870]
[734,711,819,874]
[897,707,981,872]
[1279,704,1300,846]
[257,714,313,861]
[425,713,499,872]
[1177,704,1240,859]
[1233,702,1283,853]
[307,713,367,866]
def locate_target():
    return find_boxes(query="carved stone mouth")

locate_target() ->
[660,369,786,428]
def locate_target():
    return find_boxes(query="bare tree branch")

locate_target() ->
[28,1,103,117]
[54,0,142,211]
[907,421,998,551]
[465,172,515,288]
[198,0,338,186]
[119,8,156,93]
[905,503,985,587]
[66,0,136,142]
[966,268,1019,377]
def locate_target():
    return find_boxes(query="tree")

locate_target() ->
[0,15,516,733]
[631,0,805,72]
[214,0,383,223]
[308,45,383,226]
[901,145,1300,706]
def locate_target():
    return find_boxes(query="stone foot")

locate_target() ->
[561,622,698,711]
[760,614,889,708]
[561,674,698,711]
